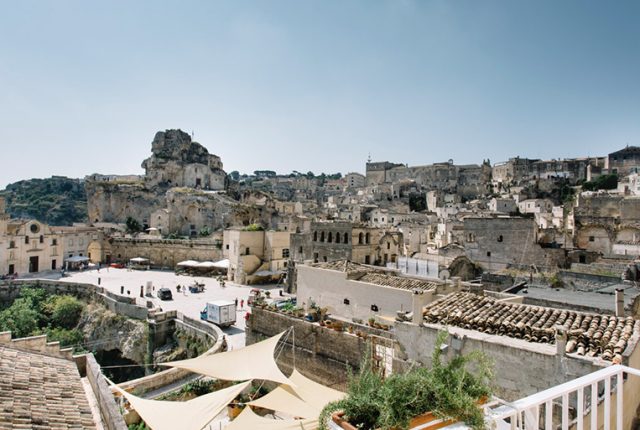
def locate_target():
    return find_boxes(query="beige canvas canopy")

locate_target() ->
[112,380,250,430]
[225,406,319,430]
[162,331,292,385]
[247,369,345,419]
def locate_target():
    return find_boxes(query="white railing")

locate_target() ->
[486,364,640,430]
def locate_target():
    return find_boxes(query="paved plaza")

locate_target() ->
[62,268,287,350]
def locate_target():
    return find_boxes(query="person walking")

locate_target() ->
[235,297,238,307]
[240,299,244,309]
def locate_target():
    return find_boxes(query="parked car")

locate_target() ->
[110,263,125,269]
[158,287,173,301]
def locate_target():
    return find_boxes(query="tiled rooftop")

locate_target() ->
[424,292,639,362]
[311,260,437,291]
[311,260,375,273]
[0,345,96,429]
[356,273,437,291]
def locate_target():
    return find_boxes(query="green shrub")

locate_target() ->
[45,295,85,329]
[0,298,39,338]
[320,331,493,430]
[45,327,84,349]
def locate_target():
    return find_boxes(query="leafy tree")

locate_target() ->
[199,226,211,237]
[243,223,264,232]
[582,174,618,191]
[0,298,39,338]
[125,216,143,234]
[228,171,240,181]
[306,171,315,179]
[45,327,84,349]
[409,193,427,212]
[45,295,85,329]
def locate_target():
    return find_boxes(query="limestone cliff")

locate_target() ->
[86,129,230,229]
[78,303,148,365]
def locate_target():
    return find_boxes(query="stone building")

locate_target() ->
[0,198,63,275]
[291,221,404,266]
[86,129,243,234]
[344,172,365,189]
[463,216,565,271]
[573,193,640,255]
[608,145,640,177]
[223,228,291,284]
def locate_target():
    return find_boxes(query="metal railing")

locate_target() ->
[486,364,640,430]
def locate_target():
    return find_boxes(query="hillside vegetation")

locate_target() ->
[1,176,87,225]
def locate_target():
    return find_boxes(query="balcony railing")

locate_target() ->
[485,364,640,430]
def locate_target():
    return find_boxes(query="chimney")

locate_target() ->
[555,325,567,356]
[411,289,433,325]
[615,289,625,317]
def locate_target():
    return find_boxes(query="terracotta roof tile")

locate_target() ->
[424,292,640,362]
[0,345,96,429]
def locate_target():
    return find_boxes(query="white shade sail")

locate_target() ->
[177,260,199,267]
[162,331,292,385]
[212,258,230,269]
[112,381,250,430]
[247,369,345,419]
[195,261,216,268]
[225,406,318,430]
[130,257,149,263]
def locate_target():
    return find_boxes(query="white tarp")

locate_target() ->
[163,331,292,385]
[112,381,250,430]
[225,406,318,430]
[65,256,90,263]
[130,257,149,263]
[247,369,345,419]
[195,261,216,268]
[212,258,230,269]
[177,260,199,267]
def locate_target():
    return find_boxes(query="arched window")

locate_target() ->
[313,231,318,242]
[358,232,364,244]
[328,232,333,243]
[344,233,349,243]
[335,233,340,244]
[365,233,370,244]
[497,235,503,242]
[320,231,325,242]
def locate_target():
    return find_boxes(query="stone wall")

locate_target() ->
[84,353,128,430]
[110,237,223,268]
[247,307,378,390]
[0,279,148,320]
[394,321,618,401]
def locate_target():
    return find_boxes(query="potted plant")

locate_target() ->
[320,331,492,430]
[368,317,376,327]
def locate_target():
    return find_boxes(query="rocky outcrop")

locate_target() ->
[141,130,226,190]
[86,129,230,229]
[78,304,148,365]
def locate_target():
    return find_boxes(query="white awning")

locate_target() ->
[130,257,149,263]
[112,380,250,430]
[247,369,345,419]
[226,406,318,430]
[212,258,230,269]
[65,256,90,263]
[195,261,216,268]
[162,331,292,385]
[177,260,199,267]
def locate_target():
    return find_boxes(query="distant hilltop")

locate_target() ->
[0,176,87,226]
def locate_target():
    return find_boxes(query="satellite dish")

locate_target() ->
[439,269,450,281]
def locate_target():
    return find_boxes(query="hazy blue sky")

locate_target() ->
[0,1,638,188]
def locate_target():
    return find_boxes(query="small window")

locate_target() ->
[245,247,250,255]
[226,244,229,250]
[52,239,57,246]
[497,235,503,242]
[9,240,15,248]
[313,231,318,241]
[298,246,303,253]
[387,242,391,250]
[282,248,290,258]
[25,236,29,244]
[486,251,491,257]
[39,235,44,244]
[589,236,595,242]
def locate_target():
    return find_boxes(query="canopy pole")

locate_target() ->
[292,325,296,370]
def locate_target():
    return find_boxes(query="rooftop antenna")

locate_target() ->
[191,130,195,138]
[367,152,372,163]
